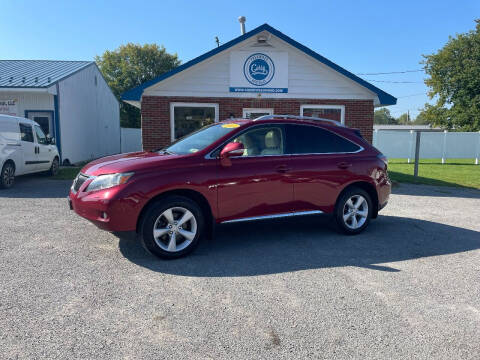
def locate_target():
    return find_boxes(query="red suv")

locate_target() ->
[69,116,390,259]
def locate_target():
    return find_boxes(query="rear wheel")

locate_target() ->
[140,196,204,259]
[0,162,15,189]
[335,187,372,234]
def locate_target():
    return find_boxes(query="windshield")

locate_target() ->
[165,123,240,155]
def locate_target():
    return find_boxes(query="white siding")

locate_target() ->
[58,64,120,163]
[0,91,53,117]
[120,127,142,153]
[144,31,378,102]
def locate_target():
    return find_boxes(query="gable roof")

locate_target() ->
[0,60,93,88]
[121,23,396,106]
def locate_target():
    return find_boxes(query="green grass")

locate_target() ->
[388,158,480,189]
[51,167,81,180]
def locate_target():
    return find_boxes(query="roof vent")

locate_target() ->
[9,77,13,83]
[47,77,51,82]
[238,16,246,35]
[35,77,38,83]
[22,77,26,83]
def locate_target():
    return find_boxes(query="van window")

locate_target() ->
[19,123,34,143]
[34,125,47,145]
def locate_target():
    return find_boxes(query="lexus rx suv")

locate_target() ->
[69,116,390,259]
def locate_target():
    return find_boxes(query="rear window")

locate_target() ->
[286,124,360,154]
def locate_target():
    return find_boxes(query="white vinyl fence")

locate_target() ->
[372,130,480,164]
[120,128,142,153]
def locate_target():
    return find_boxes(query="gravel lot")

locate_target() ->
[1,176,480,359]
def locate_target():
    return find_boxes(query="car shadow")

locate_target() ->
[0,175,71,198]
[392,182,480,199]
[117,214,480,277]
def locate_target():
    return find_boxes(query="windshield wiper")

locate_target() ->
[155,149,175,155]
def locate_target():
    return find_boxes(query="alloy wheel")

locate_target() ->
[342,194,368,230]
[3,165,14,187]
[153,206,198,252]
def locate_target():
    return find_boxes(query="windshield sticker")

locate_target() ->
[221,123,240,128]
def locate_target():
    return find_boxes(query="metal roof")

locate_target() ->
[121,23,397,106]
[0,60,93,88]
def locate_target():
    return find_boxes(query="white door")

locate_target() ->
[33,124,53,171]
[242,108,274,119]
[18,122,38,174]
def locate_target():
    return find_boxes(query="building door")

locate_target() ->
[26,111,54,137]
[242,108,274,119]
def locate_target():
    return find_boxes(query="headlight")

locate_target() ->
[86,172,134,192]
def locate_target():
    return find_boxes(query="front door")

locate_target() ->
[33,124,53,171]
[216,125,294,222]
[242,108,274,120]
[26,111,53,137]
[19,122,38,174]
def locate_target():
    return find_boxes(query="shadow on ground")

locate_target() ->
[392,181,480,199]
[0,175,71,199]
[117,214,480,277]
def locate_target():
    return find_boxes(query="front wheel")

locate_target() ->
[140,196,204,259]
[49,157,59,176]
[0,162,15,189]
[335,187,372,234]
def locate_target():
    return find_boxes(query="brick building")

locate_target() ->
[122,24,396,151]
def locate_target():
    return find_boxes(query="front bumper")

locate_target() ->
[68,185,140,232]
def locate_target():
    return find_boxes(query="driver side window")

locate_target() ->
[233,127,284,157]
[34,125,48,145]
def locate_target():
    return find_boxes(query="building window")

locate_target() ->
[170,103,219,141]
[300,105,345,125]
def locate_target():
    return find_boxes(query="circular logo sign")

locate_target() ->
[243,53,275,86]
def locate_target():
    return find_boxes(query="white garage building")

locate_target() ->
[0,60,120,164]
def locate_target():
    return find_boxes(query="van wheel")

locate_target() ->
[335,187,372,235]
[49,157,59,176]
[0,162,15,189]
[140,196,204,259]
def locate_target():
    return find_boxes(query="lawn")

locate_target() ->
[52,166,81,180]
[388,158,480,189]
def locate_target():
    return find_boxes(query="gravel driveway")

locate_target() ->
[1,176,480,359]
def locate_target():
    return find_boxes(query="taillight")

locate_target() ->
[377,153,388,166]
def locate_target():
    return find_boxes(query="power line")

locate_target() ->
[366,79,424,84]
[397,93,427,98]
[357,69,423,75]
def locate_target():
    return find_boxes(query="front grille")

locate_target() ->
[72,173,89,192]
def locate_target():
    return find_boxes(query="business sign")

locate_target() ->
[0,99,18,116]
[230,51,288,93]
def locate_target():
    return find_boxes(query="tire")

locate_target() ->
[140,196,205,259]
[49,157,59,176]
[335,186,372,235]
[0,161,15,189]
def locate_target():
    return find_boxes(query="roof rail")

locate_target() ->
[253,114,344,127]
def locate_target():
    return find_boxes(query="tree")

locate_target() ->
[419,19,480,131]
[412,112,430,125]
[397,113,410,125]
[374,108,397,124]
[96,43,181,128]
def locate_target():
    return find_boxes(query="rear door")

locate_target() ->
[216,125,295,222]
[19,123,38,173]
[285,124,363,213]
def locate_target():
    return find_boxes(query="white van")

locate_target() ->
[0,114,60,189]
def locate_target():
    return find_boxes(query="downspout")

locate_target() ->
[53,83,62,163]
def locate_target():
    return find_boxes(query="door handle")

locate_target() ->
[337,162,352,169]
[276,165,291,173]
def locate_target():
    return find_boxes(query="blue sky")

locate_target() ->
[1,0,479,118]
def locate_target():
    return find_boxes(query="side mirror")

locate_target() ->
[46,135,55,145]
[220,142,244,166]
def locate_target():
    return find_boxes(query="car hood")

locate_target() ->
[80,151,186,176]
